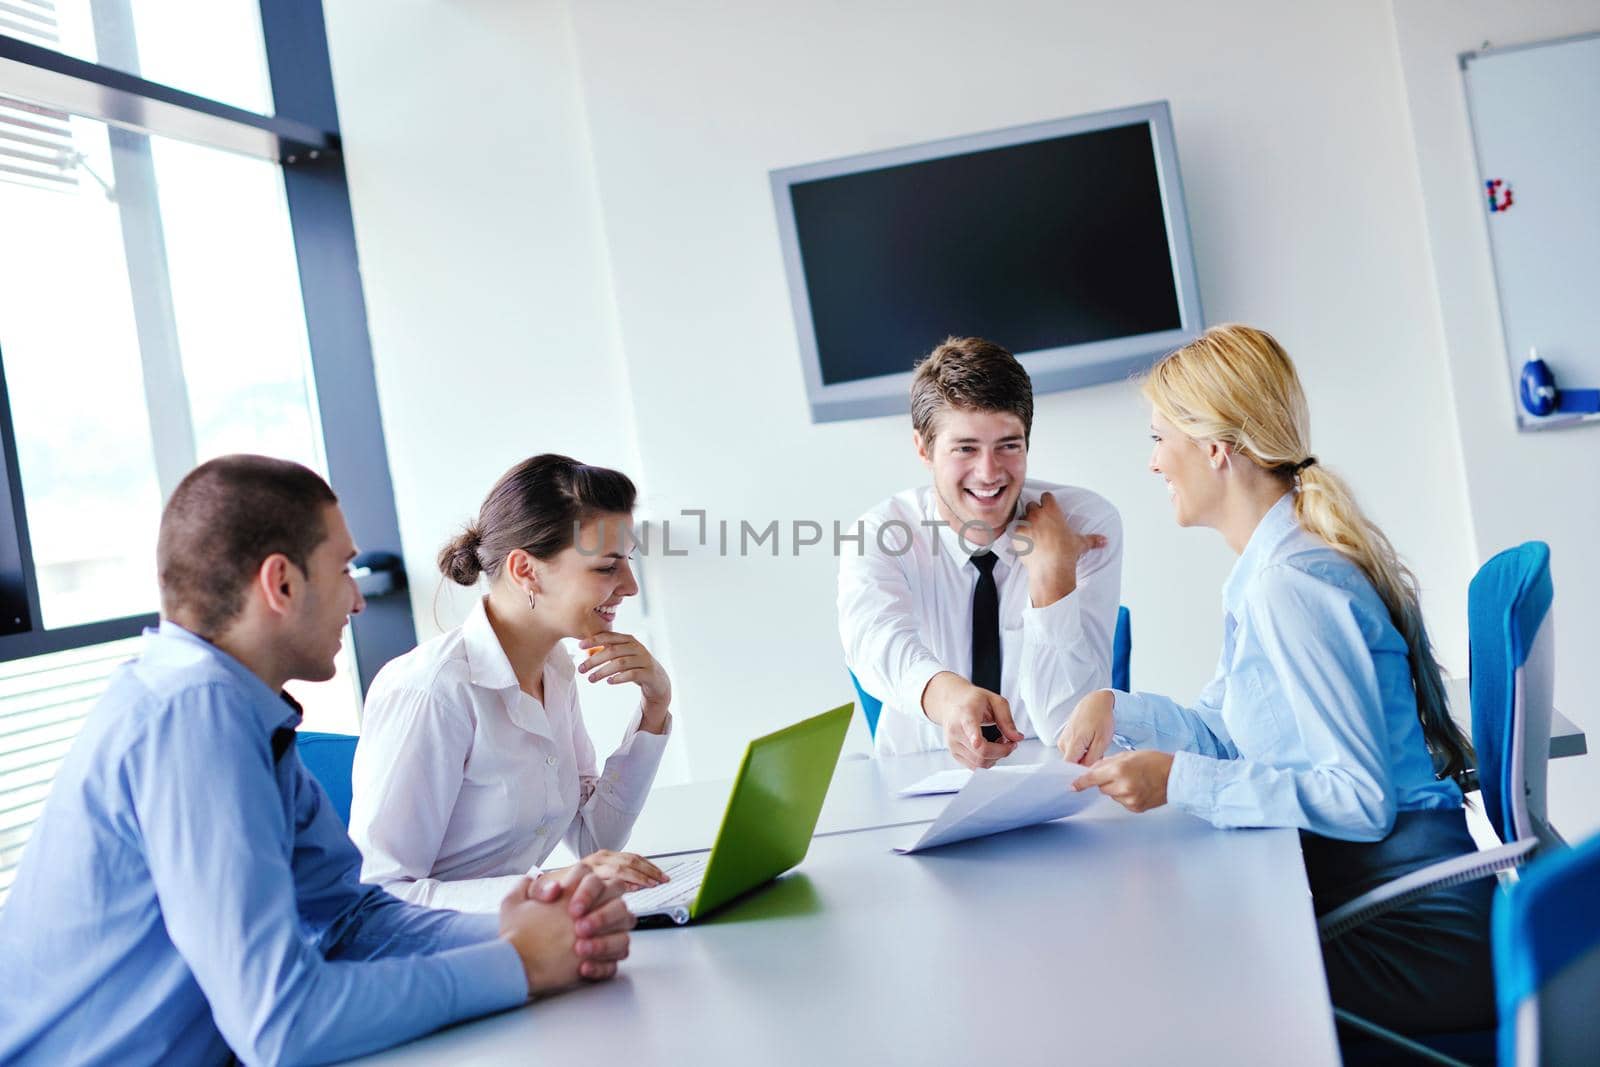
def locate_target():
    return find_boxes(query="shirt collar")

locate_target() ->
[148,620,304,737]
[461,597,521,691]
[460,597,557,741]
[1222,492,1299,617]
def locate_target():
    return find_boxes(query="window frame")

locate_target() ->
[0,1,413,692]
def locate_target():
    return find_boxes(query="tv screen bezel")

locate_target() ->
[770,101,1204,423]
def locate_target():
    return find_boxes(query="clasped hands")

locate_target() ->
[498,862,636,998]
[1057,689,1173,813]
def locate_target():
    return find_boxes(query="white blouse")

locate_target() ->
[349,599,670,913]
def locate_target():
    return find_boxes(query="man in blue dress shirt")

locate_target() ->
[0,455,635,1065]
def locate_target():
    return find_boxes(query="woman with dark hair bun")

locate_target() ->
[349,454,674,912]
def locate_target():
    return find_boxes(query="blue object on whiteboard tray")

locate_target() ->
[1518,349,1600,417]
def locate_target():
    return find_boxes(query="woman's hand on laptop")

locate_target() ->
[574,849,668,890]
[579,631,673,733]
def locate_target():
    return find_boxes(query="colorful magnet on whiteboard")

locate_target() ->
[1520,352,1600,417]
[1520,355,1558,415]
[1486,179,1513,213]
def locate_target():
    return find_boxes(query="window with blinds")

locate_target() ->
[0,0,59,49]
[0,0,395,910]
[0,637,138,903]
[0,94,79,195]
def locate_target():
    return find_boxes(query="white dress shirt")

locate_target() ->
[838,479,1122,756]
[1112,493,1460,841]
[350,599,670,912]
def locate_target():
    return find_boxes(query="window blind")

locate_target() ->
[0,637,138,903]
[0,0,58,49]
[0,1,77,194]
[0,94,76,193]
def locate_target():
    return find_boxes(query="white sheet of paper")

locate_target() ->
[896,769,973,797]
[895,760,1095,854]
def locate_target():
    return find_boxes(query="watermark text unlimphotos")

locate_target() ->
[573,509,1034,558]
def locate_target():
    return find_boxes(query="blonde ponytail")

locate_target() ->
[1143,325,1472,780]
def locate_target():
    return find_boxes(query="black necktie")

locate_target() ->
[970,551,1003,742]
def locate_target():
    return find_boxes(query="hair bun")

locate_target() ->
[437,526,485,586]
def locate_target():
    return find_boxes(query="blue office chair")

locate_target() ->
[1493,829,1600,1066]
[850,605,1133,741]
[1112,604,1131,692]
[849,670,884,740]
[295,731,359,826]
[1469,543,1563,852]
[1322,543,1558,1064]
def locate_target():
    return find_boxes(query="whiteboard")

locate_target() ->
[1463,32,1600,432]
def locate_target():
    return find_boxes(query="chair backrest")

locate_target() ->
[295,731,359,826]
[1467,542,1555,847]
[1493,830,1600,1067]
[850,604,1133,742]
[849,670,883,740]
[1112,605,1131,692]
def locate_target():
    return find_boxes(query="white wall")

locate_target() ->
[322,0,687,784]
[564,0,1476,780]
[324,2,1599,839]
[1390,0,1600,841]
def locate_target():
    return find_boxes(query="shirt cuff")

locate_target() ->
[896,659,948,724]
[435,936,531,1015]
[1021,583,1081,642]
[596,708,672,813]
[1166,750,1218,817]
[1109,690,1154,749]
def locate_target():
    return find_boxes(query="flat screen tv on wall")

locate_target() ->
[770,101,1204,423]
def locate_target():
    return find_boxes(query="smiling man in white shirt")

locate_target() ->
[838,337,1123,768]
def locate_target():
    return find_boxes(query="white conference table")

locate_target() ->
[625,684,1588,858]
[351,742,1341,1066]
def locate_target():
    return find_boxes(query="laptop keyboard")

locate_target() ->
[624,853,708,915]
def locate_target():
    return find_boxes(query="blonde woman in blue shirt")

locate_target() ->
[1058,325,1492,1036]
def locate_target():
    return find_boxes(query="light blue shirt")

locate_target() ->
[1113,494,1460,841]
[0,623,528,1066]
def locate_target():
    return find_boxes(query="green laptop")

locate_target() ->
[623,703,852,925]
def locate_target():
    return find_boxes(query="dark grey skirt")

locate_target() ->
[1301,807,1496,1034]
